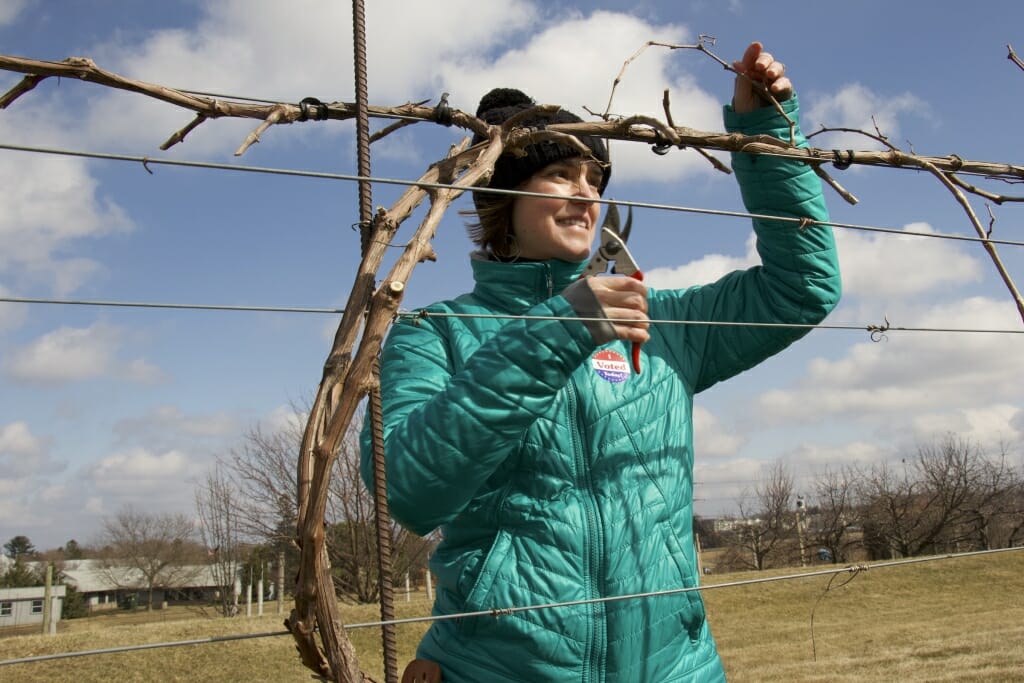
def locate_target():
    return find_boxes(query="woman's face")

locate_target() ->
[511,158,603,262]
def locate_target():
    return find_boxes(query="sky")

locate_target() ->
[1,0,1023,550]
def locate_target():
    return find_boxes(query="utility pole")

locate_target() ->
[796,496,807,567]
[277,550,285,615]
[257,562,264,617]
[41,563,52,635]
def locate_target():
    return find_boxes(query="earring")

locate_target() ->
[506,234,521,262]
[495,233,520,262]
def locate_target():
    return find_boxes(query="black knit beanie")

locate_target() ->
[471,87,610,211]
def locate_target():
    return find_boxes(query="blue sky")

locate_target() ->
[1,0,1022,549]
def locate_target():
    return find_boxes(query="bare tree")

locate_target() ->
[1004,481,1024,548]
[223,413,303,551]
[97,506,203,610]
[327,412,434,603]
[858,434,1020,558]
[218,407,435,604]
[195,463,245,615]
[807,466,862,563]
[936,439,1021,550]
[723,462,797,570]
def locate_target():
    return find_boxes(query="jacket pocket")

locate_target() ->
[459,529,513,637]
[660,522,707,641]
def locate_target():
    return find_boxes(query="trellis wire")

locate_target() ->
[341,545,1024,631]
[1,141,1022,249]
[4,294,1019,337]
[0,629,292,666]
[2,545,1020,668]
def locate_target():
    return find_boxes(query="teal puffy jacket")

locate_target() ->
[362,96,841,682]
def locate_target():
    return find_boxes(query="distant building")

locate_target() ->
[0,585,66,632]
[712,517,763,533]
[59,559,229,611]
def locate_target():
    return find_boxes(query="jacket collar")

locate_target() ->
[469,252,587,312]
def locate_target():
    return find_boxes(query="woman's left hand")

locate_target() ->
[732,42,793,113]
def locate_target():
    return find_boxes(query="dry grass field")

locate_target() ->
[1,550,1022,682]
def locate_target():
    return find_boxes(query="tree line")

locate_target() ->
[697,434,1023,572]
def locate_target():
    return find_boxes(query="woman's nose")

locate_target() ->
[572,172,600,199]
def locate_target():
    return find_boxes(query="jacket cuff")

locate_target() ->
[723,93,801,137]
[562,279,616,345]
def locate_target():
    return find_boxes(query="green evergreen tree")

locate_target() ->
[3,535,36,559]
[61,582,88,619]
[0,559,43,587]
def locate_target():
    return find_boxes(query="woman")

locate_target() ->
[362,43,841,682]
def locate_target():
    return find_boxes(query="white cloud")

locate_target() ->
[0,420,42,455]
[0,0,30,26]
[834,222,982,303]
[780,440,889,472]
[0,443,213,546]
[0,421,66,524]
[0,420,60,478]
[646,218,982,297]
[114,405,239,446]
[84,496,105,515]
[92,447,197,481]
[3,323,158,385]
[39,484,66,503]
[0,111,133,295]
[0,285,28,331]
[646,218,985,327]
[910,404,1021,450]
[694,456,765,510]
[646,233,757,288]
[692,405,746,457]
[88,448,206,508]
[263,404,307,435]
[804,83,928,151]
[118,358,165,384]
[755,296,1024,423]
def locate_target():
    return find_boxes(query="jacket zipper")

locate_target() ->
[568,378,605,682]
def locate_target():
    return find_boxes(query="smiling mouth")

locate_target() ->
[556,218,590,229]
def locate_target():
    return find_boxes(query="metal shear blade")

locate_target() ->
[585,225,639,278]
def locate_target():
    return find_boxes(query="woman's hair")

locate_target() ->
[462,193,517,258]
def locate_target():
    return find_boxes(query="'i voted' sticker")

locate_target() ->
[591,349,630,383]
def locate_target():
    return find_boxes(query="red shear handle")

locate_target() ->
[631,270,645,374]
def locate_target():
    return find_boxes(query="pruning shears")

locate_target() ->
[582,203,645,374]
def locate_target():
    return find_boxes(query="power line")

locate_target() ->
[2,141,1023,248]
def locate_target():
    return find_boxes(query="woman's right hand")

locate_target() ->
[587,276,650,343]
